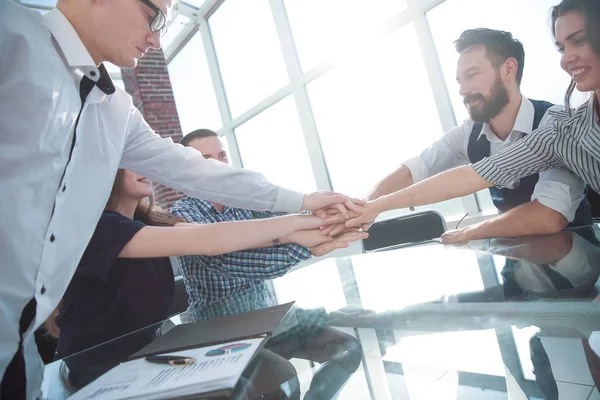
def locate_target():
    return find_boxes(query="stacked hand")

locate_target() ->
[288,191,386,256]
[282,227,369,257]
[301,191,365,219]
[311,199,383,236]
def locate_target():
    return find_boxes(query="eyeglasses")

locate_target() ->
[139,0,168,35]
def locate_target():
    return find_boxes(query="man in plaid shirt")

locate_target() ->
[171,129,366,309]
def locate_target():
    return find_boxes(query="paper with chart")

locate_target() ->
[68,336,266,400]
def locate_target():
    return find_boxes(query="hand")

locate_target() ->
[440,227,475,245]
[345,200,383,228]
[295,214,326,230]
[320,222,353,236]
[310,231,369,257]
[302,192,365,219]
[282,228,335,248]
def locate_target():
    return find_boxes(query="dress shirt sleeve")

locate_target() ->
[473,124,563,187]
[121,106,303,213]
[402,125,470,183]
[531,169,586,223]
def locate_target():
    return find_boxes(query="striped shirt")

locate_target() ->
[474,98,600,193]
[171,197,312,309]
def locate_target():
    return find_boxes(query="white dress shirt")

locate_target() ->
[0,3,303,398]
[402,96,586,222]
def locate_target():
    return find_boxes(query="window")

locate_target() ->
[209,0,289,117]
[308,23,466,218]
[168,32,222,134]
[285,0,408,72]
[161,13,192,50]
[235,96,317,193]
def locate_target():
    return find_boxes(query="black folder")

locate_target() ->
[129,302,295,360]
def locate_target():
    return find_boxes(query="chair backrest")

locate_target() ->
[168,257,189,315]
[587,187,600,221]
[362,210,446,252]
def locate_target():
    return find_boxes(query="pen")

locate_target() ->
[144,355,196,366]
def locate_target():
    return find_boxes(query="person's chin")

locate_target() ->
[113,57,138,70]
[575,80,595,93]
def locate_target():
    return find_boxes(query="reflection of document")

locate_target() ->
[69,337,265,400]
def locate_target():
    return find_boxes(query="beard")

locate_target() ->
[463,74,510,123]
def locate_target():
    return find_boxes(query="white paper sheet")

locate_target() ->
[69,337,266,400]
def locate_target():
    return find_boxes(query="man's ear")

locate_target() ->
[503,57,519,83]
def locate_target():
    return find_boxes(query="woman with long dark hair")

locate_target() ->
[344,0,600,237]
[48,169,366,358]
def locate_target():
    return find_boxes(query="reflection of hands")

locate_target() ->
[302,191,365,219]
[310,231,369,257]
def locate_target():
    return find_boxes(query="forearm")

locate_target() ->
[120,214,319,258]
[367,165,414,201]
[189,215,315,255]
[462,201,568,240]
[375,166,492,212]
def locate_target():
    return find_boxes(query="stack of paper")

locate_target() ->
[69,337,266,400]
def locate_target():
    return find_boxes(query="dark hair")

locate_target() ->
[454,28,525,85]
[551,0,600,110]
[180,128,218,147]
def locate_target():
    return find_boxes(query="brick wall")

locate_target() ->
[121,49,185,209]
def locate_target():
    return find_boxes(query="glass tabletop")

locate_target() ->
[42,226,600,399]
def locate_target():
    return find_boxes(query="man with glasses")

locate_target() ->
[0,1,361,398]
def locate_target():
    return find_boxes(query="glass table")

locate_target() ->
[42,226,600,399]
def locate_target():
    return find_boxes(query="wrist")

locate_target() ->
[279,232,294,245]
[372,197,388,214]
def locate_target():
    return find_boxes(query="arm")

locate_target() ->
[441,200,567,243]
[442,167,586,243]
[346,125,562,227]
[366,165,414,201]
[119,214,323,258]
[121,107,299,213]
[366,125,468,201]
[197,229,367,280]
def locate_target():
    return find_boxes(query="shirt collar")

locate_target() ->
[43,8,100,83]
[478,95,533,143]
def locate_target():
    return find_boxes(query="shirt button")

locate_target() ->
[41,286,46,295]
[50,234,56,242]
[90,70,96,77]
[62,184,67,192]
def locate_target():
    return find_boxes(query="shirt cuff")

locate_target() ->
[274,187,304,213]
[286,244,312,261]
[402,156,429,183]
[531,181,583,223]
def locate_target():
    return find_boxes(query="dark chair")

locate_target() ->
[587,187,600,222]
[168,257,190,315]
[362,210,446,252]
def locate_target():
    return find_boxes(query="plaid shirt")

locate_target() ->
[170,197,312,309]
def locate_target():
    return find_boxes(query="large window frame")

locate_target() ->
[165,0,481,215]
